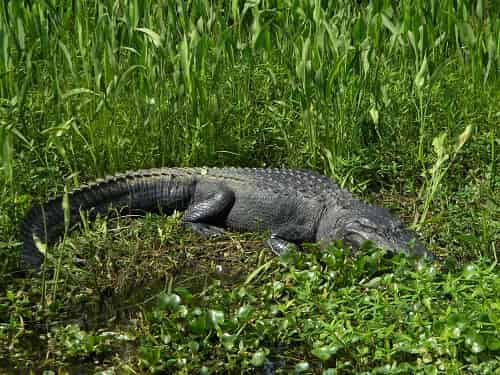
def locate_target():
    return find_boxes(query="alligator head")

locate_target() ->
[317,202,430,258]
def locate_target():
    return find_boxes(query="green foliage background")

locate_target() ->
[0,0,498,373]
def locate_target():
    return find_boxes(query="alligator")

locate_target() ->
[21,167,431,268]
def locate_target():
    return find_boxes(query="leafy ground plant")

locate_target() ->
[0,0,499,373]
[1,215,499,373]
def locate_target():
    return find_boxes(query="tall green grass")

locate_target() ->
[0,1,498,257]
[0,1,498,372]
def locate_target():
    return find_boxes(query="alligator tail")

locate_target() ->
[21,169,196,269]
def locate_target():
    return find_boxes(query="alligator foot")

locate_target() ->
[184,222,226,238]
[266,234,299,256]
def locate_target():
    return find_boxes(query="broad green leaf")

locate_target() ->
[251,349,267,367]
[381,14,398,36]
[486,335,500,351]
[158,293,181,310]
[311,345,338,361]
[136,27,162,48]
[295,362,310,373]
[369,108,379,125]
[415,56,428,89]
[62,88,98,99]
[455,125,472,152]
[208,309,224,326]
[432,132,446,157]
[220,333,236,350]
[465,331,485,353]
[236,305,254,321]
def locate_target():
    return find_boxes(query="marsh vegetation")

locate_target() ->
[0,0,498,373]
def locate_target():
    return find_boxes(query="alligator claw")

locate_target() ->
[266,234,299,256]
[184,222,226,238]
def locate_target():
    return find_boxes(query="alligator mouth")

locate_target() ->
[343,232,369,249]
[343,228,428,257]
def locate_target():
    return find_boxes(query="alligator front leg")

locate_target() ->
[182,188,235,237]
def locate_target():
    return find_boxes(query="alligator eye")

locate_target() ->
[346,221,371,232]
[344,233,364,249]
[360,224,376,233]
[357,218,377,232]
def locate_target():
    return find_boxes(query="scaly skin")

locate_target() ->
[21,167,431,269]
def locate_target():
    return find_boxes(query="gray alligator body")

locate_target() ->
[22,167,430,268]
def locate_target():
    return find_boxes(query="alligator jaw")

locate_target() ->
[341,223,429,257]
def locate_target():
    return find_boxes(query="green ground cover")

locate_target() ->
[0,0,498,373]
